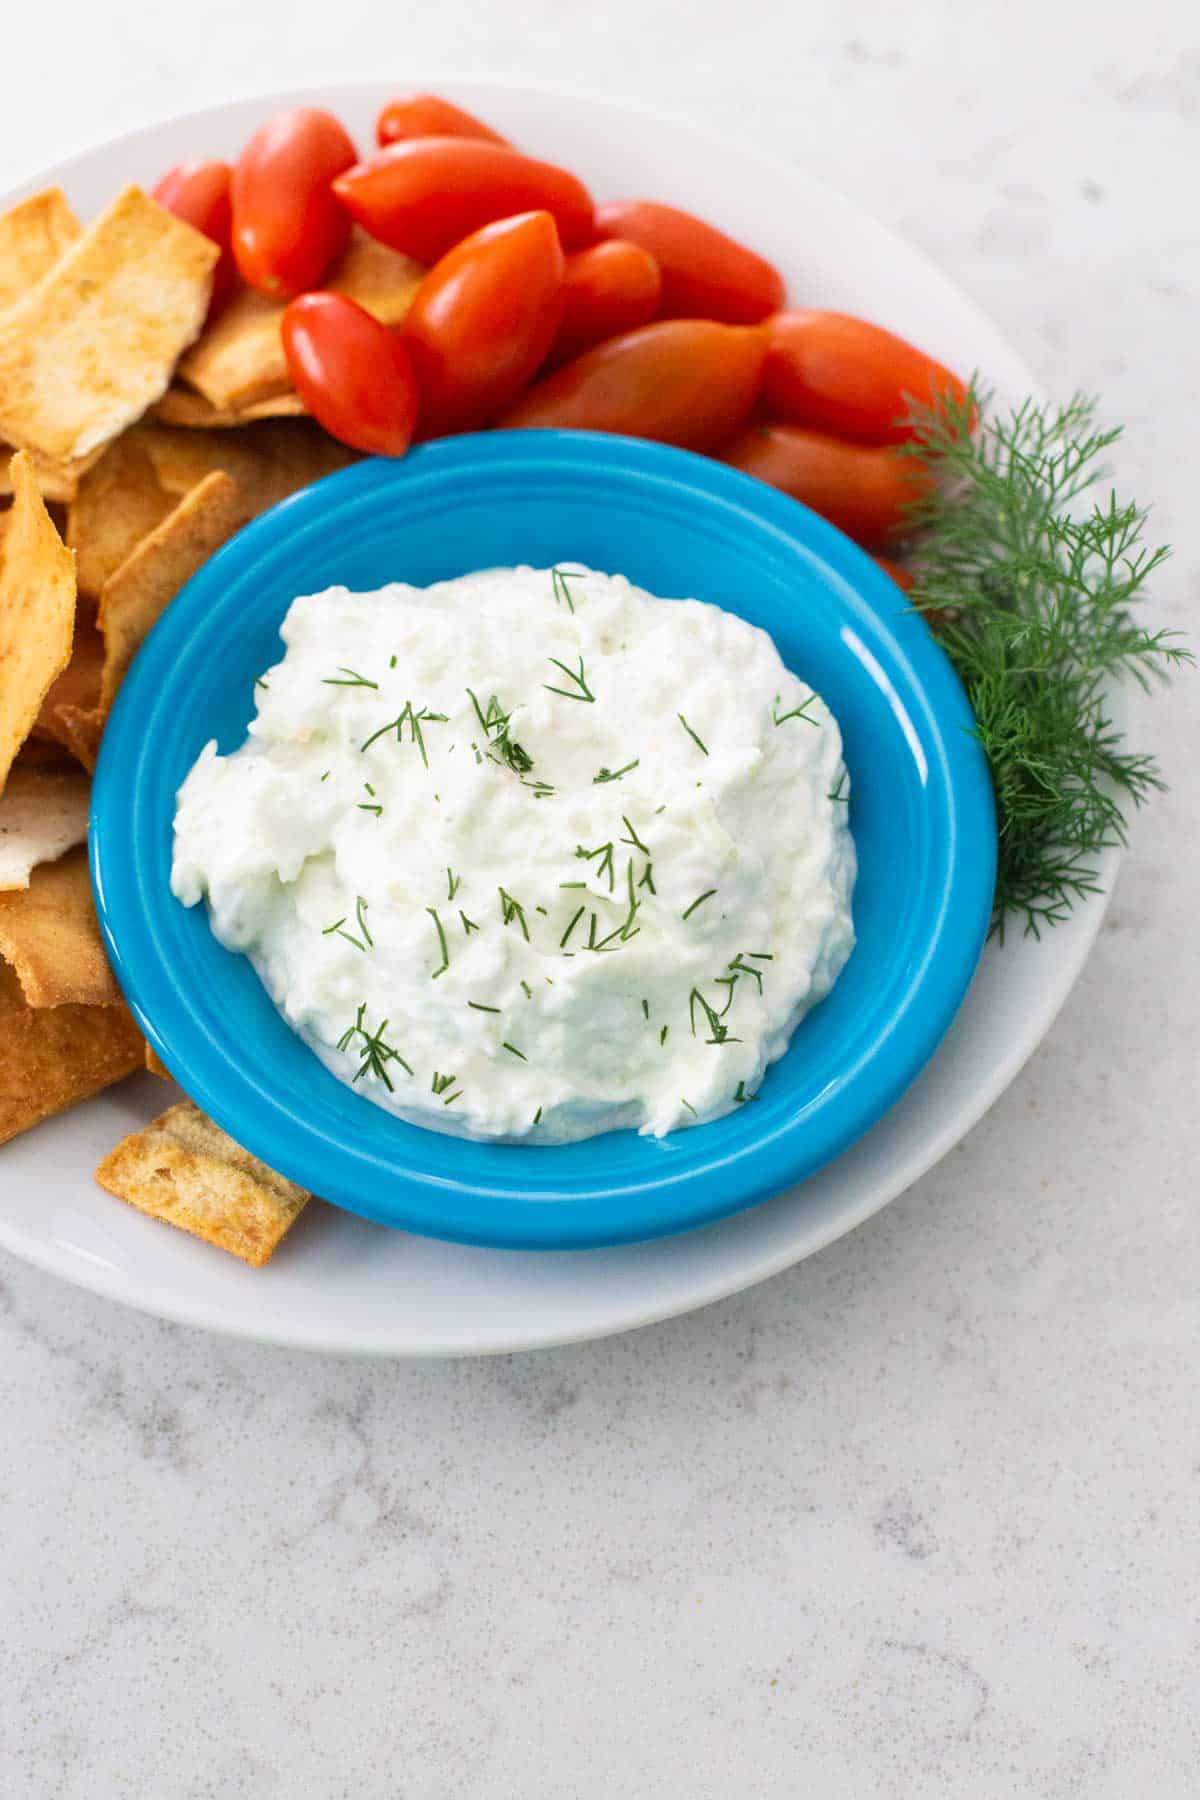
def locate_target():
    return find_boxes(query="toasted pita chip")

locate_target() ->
[0,451,76,795]
[145,417,356,517]
[50,702,106,773]
[98,468,241,707]
[178,228,422,411]
[0,186,218,464]
[0,442,102,504]
[34,620,103,744]
[152,385,307,428]
[0,844,117,1006]
[0,962,141,1146]
[0,188,81,312]
[145,1042,173,1079]
[0,765,90,890]
[95,1100,310,1267]
[66,429,175,598]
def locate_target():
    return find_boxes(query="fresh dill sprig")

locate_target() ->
[502,1041,528,1061]
[593,760,639,784]
[447,867,462,900]
[560,905,586,949]
[620,816,650,856]
[575,840,616,891]
[828,771,849,805]
[734,1081,760,1104]
[677,713,709,755]
[459,911,480,935]
[337,1005,413,1089]
[689,986,742,1046]
[899,387,1190,937]
[431,1070,457,1096]
[544,654,595,703]
[322,667,378,689]
[468,1000,501,1013]
[426,907,450,978]
[321,895,373,953]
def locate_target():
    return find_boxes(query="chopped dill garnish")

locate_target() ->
[533,1105,543,1126]
[447,867,462,900]
[498,888,530,940]
[322,895,373,953]
[468,1000,501,1013]
[559,880,587,889]
[361,702,448,768]
[502,1041,528,1061]
[689,986,742,1046]
[255,678,269,691]
[460,911,480,935]
[593,760,639,784]
[828,771,849,805]
[659,1025,669,1045]
[322,667,378,689]
[726,952,765,996]
[620,816,650,856]
[520,980,533,999]
[467,688,534,775]
[677,713,709,755]
[337,1005,413,1089]
[551,566,584,613]
[320,770,330,782]
[426,907,450,978]
[734,1081,760,1104]
[575,840,616,890]
[431,1070,457,1096]
[681,1098,698,1119]
[773,692,819,727]
[544,653,595,703]
[560,905,585,949]
[443,1089,463,1106]
[535,906,549,917]
[681,889,716,921]
[389,655,398,669]
[748,951,773,961]
[521,777,557,798]
[637,864,656,895]
[641,999,650,1019]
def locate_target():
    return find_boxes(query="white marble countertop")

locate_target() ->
[2,1,1197,1792]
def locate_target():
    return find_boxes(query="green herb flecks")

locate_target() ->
[361,701,448,768]
[431,1070,457,1096]
[773,692,819,728]
[460,911,480,936]
[593,760,639,785]
[828,771,849,805]
[641,998,651,1020]
[619,816,650,856]
[447,867,462,900]
[498,888,530,940]
[337,1005,413,1090]
[560,905,586,949]
[552,566,585,613]
[575,841,615,891]
[322,667,378,689]
[680,1098,698,1119]
[734,1081,760,1104]
[544,654,595,703]
[533,1105,543,1126]
[899,386,1190,937]
[322,895,373,953]
[426,907,451,978]
[681,889,716,921]
[467,688,535,776]
[689,986,742,1047]
[468,1000,501,1013]
[502,1041,528,1061]
[677,713,709,756]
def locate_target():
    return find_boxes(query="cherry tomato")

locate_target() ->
[547,240,662,368]
[281,293,419,456]
[593,199,784,324]
[152,160,236,312]
[333,139,594,264]
[762,311,971,445]
[873,555,914,592]
[500,320,765,452]
[721,424,931,546]
[403,212,564,437]
[232,108,358,298]
[376,93,509,148]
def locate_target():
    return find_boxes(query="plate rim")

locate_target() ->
[0,78,1121,1351]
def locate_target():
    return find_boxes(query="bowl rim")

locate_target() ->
[90,429,996,1250]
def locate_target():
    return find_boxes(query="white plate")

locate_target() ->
[0,80,1117,1355]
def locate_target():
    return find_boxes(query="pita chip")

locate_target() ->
[0,451,76,795]
[0,187,81,313]
[178,227,422,411]
[0,764,90,890]
[0,442,101,504]
[151,385,307,429]
[34,619,103,745]
[49,702,106,774]
[0,186,218,464]
[66,428,176,597]
[0,845,118,1006]
[95,1101,310,1267]
[0,962,141,1146]
[98,468,241,707]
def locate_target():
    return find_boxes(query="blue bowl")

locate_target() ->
[91,431,995,1250]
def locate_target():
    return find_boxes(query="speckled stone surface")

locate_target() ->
[2,2,1197,1793]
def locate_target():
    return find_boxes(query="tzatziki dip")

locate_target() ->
[171,565,856,1143]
